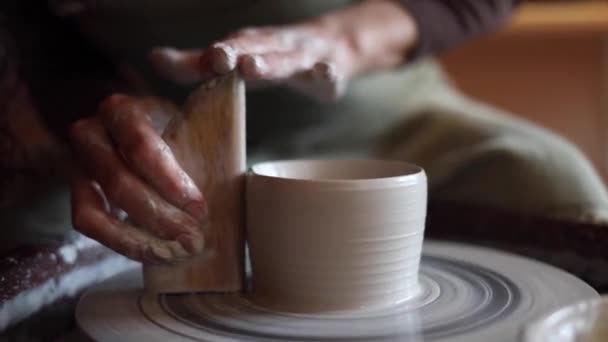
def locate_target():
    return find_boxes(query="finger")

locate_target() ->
[238,50,321,81]
[288,61,347,101]
[110,206,128,221]
[150,27,320,81]
[217,27,295,55]
[200,27,309,76]
[71,174,193,263]
[152,43,240,81]
[70,118,205,254]
[134,96,181,135]
[97,95,208,223]
[200,43,239,75]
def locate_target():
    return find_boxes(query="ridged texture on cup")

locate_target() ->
[246,160,427,313]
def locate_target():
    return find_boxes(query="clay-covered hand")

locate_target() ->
[70,95,207,263]
[149,0,417,102]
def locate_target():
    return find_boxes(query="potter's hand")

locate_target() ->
[150,27,347,102]
[149,0,417,102]
[70,95,207,263]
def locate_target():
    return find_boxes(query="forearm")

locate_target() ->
[313,0,520,79]
[312,0,418,76]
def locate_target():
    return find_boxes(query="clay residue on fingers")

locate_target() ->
[208,43,238,74]
[288,61,345,102]
[239,54,268,78]
[121,221,204,264]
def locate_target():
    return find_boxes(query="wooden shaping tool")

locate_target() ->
[143,72,246,293]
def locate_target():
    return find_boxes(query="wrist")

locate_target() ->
[312,0,418,77]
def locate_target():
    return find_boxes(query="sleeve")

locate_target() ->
[7,2,128,138]
[398,0,523,60]
[0,2,125,207]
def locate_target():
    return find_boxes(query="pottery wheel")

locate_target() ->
[76,241,598,342]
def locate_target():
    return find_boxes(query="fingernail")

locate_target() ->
[167,240,190,259]
[177,234,205,255]
[184,200,209,223]
[147,243,173,263]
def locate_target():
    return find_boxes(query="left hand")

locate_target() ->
[149,0,418,102]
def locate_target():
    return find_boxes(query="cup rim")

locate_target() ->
[248,159,425,188]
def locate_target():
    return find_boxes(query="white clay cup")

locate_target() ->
[246,159,427,313]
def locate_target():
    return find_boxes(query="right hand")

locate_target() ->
[70,94,208,263]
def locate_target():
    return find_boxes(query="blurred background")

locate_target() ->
[440,0,608,181]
